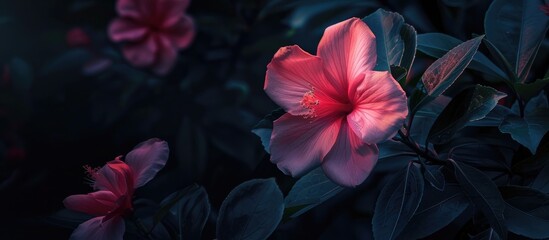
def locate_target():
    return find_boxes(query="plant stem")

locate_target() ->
[397,130,446,165]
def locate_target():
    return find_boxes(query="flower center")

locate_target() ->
[300,88,319,119]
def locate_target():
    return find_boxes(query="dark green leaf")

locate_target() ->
[417,33,506,81]
[499,186,549,239]
[373,162,424,240]
[428,85,506,144]
[40,49,92,75]
[390,65,407,86]
[217,178,284,240]
[284,167,344,218]
[363,9,414,71]
[156,185,210,240]
[176,117,208,180]
[450,160,507,240]
[514,77,549,102]
[251,108,286,153]
[423,165,445,191]
[485,0,549,82]
[531,162,549,193]
[398,184,469,239]
[470,228,502,240]
[499,108,549,154]
[421,35,483,98]
[399,24,417,72]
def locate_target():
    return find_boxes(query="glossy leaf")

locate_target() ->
[485,0,549,82]
[373,162,424,240]
[531,161,549,193]
[251,108,285,154]
[217,178,284,240]
[450,160,507,240]
[421,35,483,98]
[363,9,416,71]
[284,167,344,218]
[499,109,549,154]
[423,165,445,191]
[470,228,502,240]
[156,185,211,240]
[398,184,469,239]
[417,33,506,80]
[428,85,506,144]
[500,186,549,239]
[390,65,407,86]
[514,77,549,102]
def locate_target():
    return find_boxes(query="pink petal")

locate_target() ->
[108,18,148,42]
[116,0,143,20]
[321,121,379,187]
[265,45,341,116]
[154,0,190,28]
[94,160,134,196]
[125,138,169,188]
[270,113,341,177]
[151,35,178,76]
[317,18,377,93]
[63,191,118,216]
[165,15,195,49]
[70,216,125,240]
[347,70,408,144]
[122,35,158,67]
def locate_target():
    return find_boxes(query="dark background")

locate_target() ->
[0,0,504,239]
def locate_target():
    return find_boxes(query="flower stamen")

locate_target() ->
[300,88,319,119]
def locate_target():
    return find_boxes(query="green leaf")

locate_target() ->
[363,9,416,71]
[470,228,501,240]
[373,162,424,240]
[423,165,445,191]
[156,185,210,240]
[390,65,407,86]
[428,85,506,144]
[251,108,286,153]
[284,167,344,218]
[450,160,507,240]
[399,24,417,72]
[217,178,284,240]
[514,77,549,102]
[531,160,549,193]
[485,0,549,82]
[499,108,549,154]
[398,184,469,239]
[421,35,483,98]
[499,186,549,239]
[417,33,506,81]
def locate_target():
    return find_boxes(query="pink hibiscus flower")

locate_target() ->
[265,18,408,187]
[63,139,169,239]
[108,0,195,75]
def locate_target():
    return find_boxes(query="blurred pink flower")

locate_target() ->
[66,27,92,48]
[109,0,195,75]
[63,139,169,240]
[264,18,408,187]
[541,4,549,15]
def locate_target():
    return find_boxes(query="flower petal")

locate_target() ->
[108,18,148,42]
[151,35,178,76]
[165,15,195,49]
[347,70,408,144]
[122,35,157,67]
[322,121,379,187]
[116,0,143,20]
[63,191,118,216]
[265,45,340,116]
[270,113,341,177]
[154,0,190,28]
[317,18,376,93]
[94,159,134,196]
[70,216,125,240]
[125,138,169,188]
